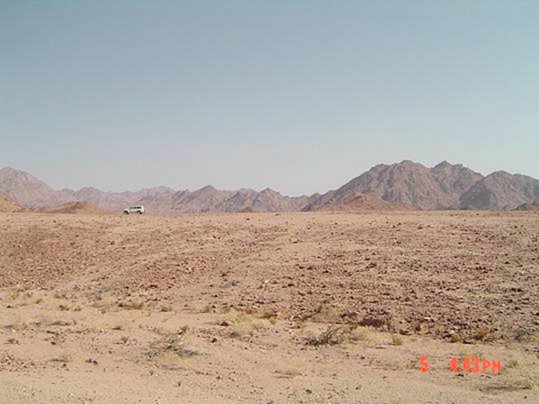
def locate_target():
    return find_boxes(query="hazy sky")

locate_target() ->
[1,1,538,195]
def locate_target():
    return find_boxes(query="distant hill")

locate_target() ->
[0,167,71,208]
[304,192,413,212]
[459,172,539,210]
[305,161,537,211]
[0,192,24,212]
[1,162,537,212]
[37,201,109,215]
[307,160,483,210]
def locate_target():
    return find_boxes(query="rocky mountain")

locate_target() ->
[0,167,71,208]
[305,160,537,211]
[308,160,483,210]
[1,162,538,212]
[460,172,539,210]
[62,186,176,212]
[0,167,315,213]
[217,188,313,213]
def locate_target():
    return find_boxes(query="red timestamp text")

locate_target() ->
[419,356,501,374]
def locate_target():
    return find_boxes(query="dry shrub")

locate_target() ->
[475,325,489,340]
[58,304,70,311]
[48,319,72,327]
[147,335,198,358]
[121,300,144,310]
[507,376,535,390]
[220,305,232,314]
[310,304,341,323]
[52,351,73,363]
[391,334,404,346]
[228,313,268,339]
[199,305,212,313]
[7,319,29,332]
[277,367,303,378]
[305,325,369,346]
[152,325,189,336]
[505,359,519,369]
[230,322,255,338]
[450,333,462,343]
[257,308,278,320]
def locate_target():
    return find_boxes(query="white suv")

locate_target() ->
[124,206,145,214]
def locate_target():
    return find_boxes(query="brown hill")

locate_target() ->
[0,167,72,208]
[512,199,539,211]
[460,172,539,210]
[312,160,483,210]
[61,186,176,212]
[216,188,313,213]
[0,193,24,212]
[305,191,413,212]
[38,201,109,215]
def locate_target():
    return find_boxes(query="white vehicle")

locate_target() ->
[124,205,145,214]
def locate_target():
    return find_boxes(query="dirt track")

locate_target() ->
[0,211,538,402]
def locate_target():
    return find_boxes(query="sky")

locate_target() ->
[1,0,538,195]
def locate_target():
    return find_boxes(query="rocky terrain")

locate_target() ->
[1,161,538,212]
[0,210,537,402]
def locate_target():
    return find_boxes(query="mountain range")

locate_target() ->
[0,161,538,213]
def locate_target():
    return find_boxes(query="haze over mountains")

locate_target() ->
[0,161,538,213]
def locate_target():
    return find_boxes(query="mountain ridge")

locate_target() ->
[1,161,537,212]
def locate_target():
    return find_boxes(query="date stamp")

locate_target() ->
[419,356,501,374]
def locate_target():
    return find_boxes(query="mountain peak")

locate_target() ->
[434,160,452,169]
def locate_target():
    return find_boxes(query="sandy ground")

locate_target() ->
[0,211,537,403]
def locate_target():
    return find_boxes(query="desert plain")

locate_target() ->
[0,210,538,403]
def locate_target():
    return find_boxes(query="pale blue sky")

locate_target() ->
[1,0,538,195]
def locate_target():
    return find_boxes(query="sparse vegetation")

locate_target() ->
[51,351,73,363]
[391,334,404,346]
[199,305,212,314]
[120,300,144,310]
[305,325,370,346]
[147,335,199,358]
[450,333,462,343]
[276,367,303,378]
[475,325,490,340]
[7,319,28,332]
[48,319,72,327]
[505,359,519,369]
[507,376,535,390]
